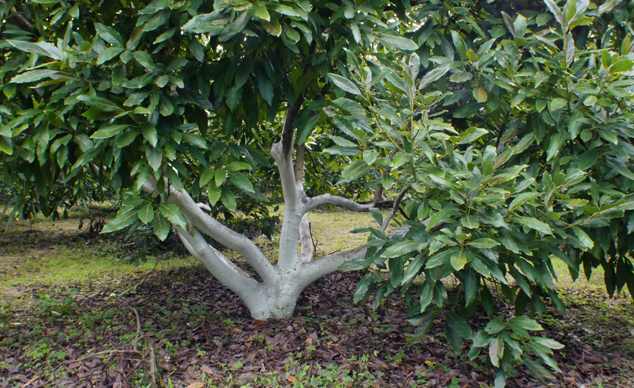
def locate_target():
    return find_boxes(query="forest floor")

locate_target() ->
[0,206,633,388]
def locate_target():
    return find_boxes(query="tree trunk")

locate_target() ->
[142,102,385,320]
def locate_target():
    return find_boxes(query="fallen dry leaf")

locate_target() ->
[186,383,205,388]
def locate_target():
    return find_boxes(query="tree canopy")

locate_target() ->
[2,0,634,385]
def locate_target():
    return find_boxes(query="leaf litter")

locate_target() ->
[1,265,633,388]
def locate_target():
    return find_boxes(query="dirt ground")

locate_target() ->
[1,266,633,388]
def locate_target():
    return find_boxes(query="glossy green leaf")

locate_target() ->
[159,203,187,228]
[328,73,361,95]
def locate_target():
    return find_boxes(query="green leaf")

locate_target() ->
[10,70,60,84]
[473,87,488,103]
[508,316,543,331]
[446,312,473,340]
[159,203,187,228]
[363,150,378,165]
[402,255,425,285]
[215,169,227,187]
[146,146,162,171]
[200,168,216,187]
[426,206,460,231]
[97,47,124,65]
[133,51,155,71]
[418,65,450,90]
[513,216,553,235]
[77,95,122,112]
[226,162,251,171]
[456,127,488,145]
[256,72,274,105]
[509,192,540,211]
[229,171,255,193]
[182,133,208,149]
[6,40,63,59]
[381,240,423,259]
[91,125,128,139]
[117,131,138,148]
[425,249,459,269]
[208,185,221,206]
[544,0,564,27]
[453,103,481,118]
[469,238,500,249]
[138,202,155,224]
[610,59,634,74]
[450,250,468,271]
[0,136,12,155]
[101,209,139,233]
[328,73,361,95]
[472,330,493,348]
[341,160,369,180]
[95,23,125,46]
[461,215,479,229]
[379,35,418,51]
[332,98,366,115]
[572,226,594,249]
[124,90,151,107]
[607,161,634,181]
[220,187,237,212]
[323,146,360,156]
[152,214,171,241]
[484,316,506,335]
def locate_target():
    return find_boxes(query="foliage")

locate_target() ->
[330,0,634,385]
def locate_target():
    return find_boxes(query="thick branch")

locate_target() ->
[299,246,367,287]
[143,179,278,285]
[281,95,306,156]
[298,214,314,262]
[175,226,260,299]
[295,145,314,261]
[381,185,410,232]
[302,193,377,213]
[295,144,306,187]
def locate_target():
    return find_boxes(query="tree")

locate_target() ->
[327,0,634,384]
[3,0,634,380]
[0,0,426,319]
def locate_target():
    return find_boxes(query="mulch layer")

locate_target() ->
[1,267,633,388]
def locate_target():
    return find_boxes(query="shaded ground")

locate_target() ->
[1,266,633,388]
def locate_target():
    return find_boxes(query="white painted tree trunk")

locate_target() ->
[143,108,386,320]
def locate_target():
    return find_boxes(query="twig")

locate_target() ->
[62,349,142,364]
[129,307,141,352]
[21,375,40,387]
[381,186,410,232]
[148,344,157,388]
